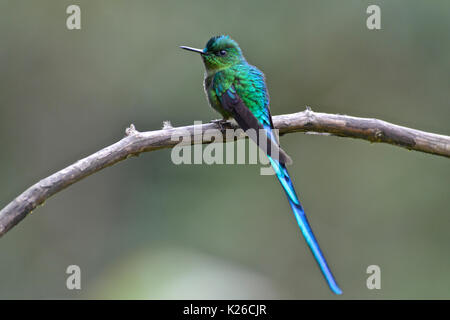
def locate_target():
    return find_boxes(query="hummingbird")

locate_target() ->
[180,35,342,295]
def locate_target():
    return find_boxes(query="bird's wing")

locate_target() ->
[218,85,292,165]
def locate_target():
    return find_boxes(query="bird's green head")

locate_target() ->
[180,35,245,72]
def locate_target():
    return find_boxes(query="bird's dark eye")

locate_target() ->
[217,50,227,56]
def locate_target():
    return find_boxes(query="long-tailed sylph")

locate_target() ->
[180,35,342,295]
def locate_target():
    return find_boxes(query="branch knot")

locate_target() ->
[125,124,139,136]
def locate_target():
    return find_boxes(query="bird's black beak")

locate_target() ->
[179,46,204,54]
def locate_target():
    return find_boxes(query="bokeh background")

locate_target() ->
[0,0,449,299]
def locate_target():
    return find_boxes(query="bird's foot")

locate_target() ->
[210,118,231,131]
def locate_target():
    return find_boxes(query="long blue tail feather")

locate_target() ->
[267,155,342,295]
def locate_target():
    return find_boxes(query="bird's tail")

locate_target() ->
[267,154,342,295]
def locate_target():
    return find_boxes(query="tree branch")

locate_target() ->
[1,108,449,237]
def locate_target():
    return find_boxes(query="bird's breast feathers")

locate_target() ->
[203,64,270,121]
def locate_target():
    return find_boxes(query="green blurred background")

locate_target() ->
[0,0,449,299]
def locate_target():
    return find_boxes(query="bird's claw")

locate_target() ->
[211,119,230,131]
